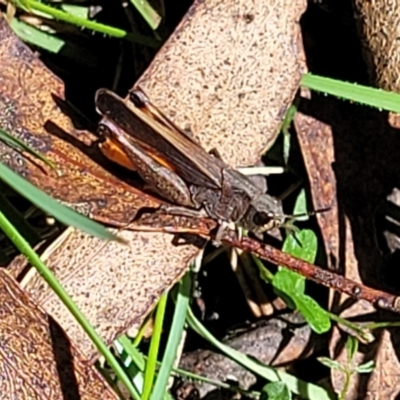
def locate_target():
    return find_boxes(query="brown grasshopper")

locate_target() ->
[95,88,285,234]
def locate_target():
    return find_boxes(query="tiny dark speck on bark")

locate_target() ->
[244,13,254,23]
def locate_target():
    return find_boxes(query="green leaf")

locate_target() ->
[295,295,330,333]
[272,269,304,309]
[272,199,330,333]
[273,270,330,333]
[292,189,308,216]
[317,357,344,372]
[345,336,359,362]
[273,269,305,295]
[113,337,145,393]
[356,360,375,374]
[0,162,121,242]
[13,0,158,47]
[282,229,317,264]
[117,335,146,371]
[280,104,298,133]
[280,104,297,165]
[261,382,291,400]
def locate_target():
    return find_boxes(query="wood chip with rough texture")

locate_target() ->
[137,0,307,167]
[352,1,400,129]
[0,270,117,399]
[353,0,400,93]
[294,110,338,266]
[18,228,200,360]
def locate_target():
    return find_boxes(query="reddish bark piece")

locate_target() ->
[0,270,117,399]
[294,112,339,267]
[222,232,400,314]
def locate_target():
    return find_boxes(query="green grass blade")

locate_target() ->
[0,209,139,399]
[129,0,162,30]
[118,335,146,371]
[301,73,400,113]
[150,272,192,399]
[114,336,145,393]
[12,0,159,47]
[9,18,65,53]
[0,126,55,168]
[61,4,89,19]
[0,162,120,242]
[143,292,168,400]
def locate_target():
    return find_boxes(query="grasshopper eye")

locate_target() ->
[252,211,274,227]
[252,211,285,232]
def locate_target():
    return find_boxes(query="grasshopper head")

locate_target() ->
[247,195,329,234]
[245,195,285,233]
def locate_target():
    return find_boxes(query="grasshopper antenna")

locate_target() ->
[281,207,331,246]
[284,207,331,222]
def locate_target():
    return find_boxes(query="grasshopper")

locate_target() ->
[95,88,285,234]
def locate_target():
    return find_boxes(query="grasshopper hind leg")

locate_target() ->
[159,204,207,219]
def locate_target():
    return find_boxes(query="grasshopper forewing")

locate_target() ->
[128,88,200,145]
[95,89,223,190]
[99,118,195,207]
